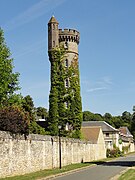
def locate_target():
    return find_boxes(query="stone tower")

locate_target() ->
[48,16,82,137]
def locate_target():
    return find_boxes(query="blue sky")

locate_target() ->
[1,0,135,116]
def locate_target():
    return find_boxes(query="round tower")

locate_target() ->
[48,17,82,137]
[59,28,80,68]
[48,16,59,51]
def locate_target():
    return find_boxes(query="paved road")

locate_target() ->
[52,154,135,180]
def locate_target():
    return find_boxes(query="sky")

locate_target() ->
[0,0,135,116]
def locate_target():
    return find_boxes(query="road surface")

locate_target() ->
[52,154,135,180]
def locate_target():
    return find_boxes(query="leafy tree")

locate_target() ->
[121,111,132,123]
[121,111,132,130]
[131,114,135,138]
[0,106,29,135]
[104,113,112,120]
[103,113,114,126]
[0,28,20,107]
[112,116,123,129]
[83,111,103,121]
[22,95,46,135]
[36,107,48,119]
[22,95,34,115]
[83,111,94,121]
[94,113,103,121]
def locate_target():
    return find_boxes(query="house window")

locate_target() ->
[65,59,68,68]
[106,133,109,137]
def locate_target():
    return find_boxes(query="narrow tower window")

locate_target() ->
[65,79,69,88]
[48,25,51,31]
[65,59,68,68]
[53,24,55,30]
[64,41,68,49]
[53,41,55,47]
[65,102,68,109]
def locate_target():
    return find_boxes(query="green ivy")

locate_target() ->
[48,47,82,138]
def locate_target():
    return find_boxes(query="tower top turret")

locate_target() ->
[48,16,58,24]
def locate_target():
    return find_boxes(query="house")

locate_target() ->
[81,126,106,159]
[119,127,134,153]
[82,121,119,150]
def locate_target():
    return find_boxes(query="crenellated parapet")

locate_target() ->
[59,29,80,44]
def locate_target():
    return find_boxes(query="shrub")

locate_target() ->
[0,106,30,135]
[107,147,123,158]
[29,121,46,135]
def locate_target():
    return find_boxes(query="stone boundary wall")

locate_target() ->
[0,131,106,178]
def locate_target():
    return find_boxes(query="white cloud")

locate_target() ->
[82,76,113,93]
[3,0,66,30]
[87,87,107,92]
[96,76,113,86]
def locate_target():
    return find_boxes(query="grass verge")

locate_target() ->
[0,162,95,180]
[118,169,135,180]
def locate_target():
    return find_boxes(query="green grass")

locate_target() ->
[118,169,135,180]
[0,162,94,180]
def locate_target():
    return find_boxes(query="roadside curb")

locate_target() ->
[38,164,96,180]
[38,154,135,180]
[110,166,135,180]
[110,167,129,180]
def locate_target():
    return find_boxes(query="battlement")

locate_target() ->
[59,29,80,44]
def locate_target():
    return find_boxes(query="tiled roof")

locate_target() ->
[82,121,118,132]
[119,127,133,137]
[81,126,101,143]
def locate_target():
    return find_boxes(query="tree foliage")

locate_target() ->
[0,28,20,107]
[36,107,48,119]
[22,95,34,115]
[22,95,46,135]
[0,106,29,135]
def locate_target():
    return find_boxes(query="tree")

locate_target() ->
[94,113,103,121]
[36,107,48,119]
[22,95,46,135]
[131,113,135,139]
[22,95,34,115]
[0,106,29,135]
[0,28,20,107]
[121,111,132,130]
[103,113,114,126]
[83,111,95,121]
[104,113,112,120]
[112,116,123,129]
[121,111,132,123]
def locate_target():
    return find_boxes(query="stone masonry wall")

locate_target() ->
[0,131,106,178]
